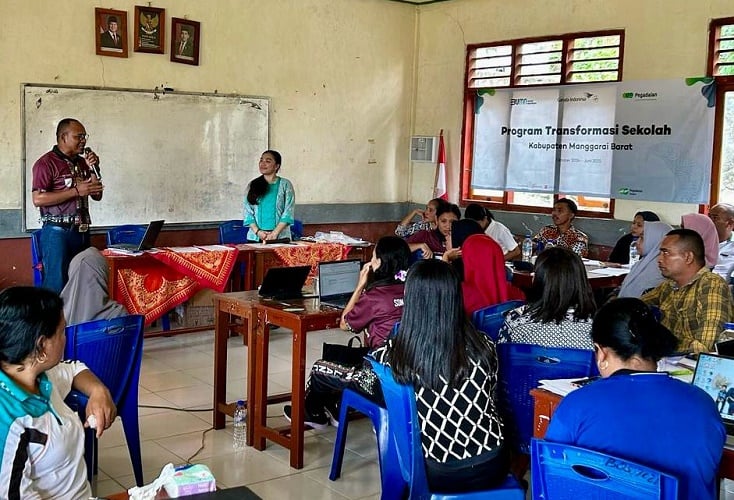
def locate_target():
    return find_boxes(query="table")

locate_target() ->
[212,290,342,469]
[511,266,628,291]
[530,388,734,482]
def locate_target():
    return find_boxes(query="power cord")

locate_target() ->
[139,404,212,412]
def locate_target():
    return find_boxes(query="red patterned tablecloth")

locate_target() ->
[103,246,239,325]
[272,243,352,284]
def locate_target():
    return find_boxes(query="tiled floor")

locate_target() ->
[91,328,382,499]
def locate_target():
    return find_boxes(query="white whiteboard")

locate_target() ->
[23,84,269,230]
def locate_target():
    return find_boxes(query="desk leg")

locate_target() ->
[253,310,269,451]
[289,323,307,469]
[213,300,229,430]
[245,309,257,446]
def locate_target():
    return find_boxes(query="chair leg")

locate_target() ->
[329,400,352,481]
[120,400,145,486]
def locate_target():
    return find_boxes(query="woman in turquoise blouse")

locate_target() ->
[244,150,295,241]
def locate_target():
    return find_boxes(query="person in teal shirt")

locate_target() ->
[243,150,295,241]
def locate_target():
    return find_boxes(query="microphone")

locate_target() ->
[84,147,101,180]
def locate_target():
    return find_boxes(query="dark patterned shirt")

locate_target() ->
[372,337,504,463]
[498,305,594,350]
[534,224,589,257]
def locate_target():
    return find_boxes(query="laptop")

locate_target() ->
[318,259,361,308]
[691,352,734,436]
[257,265,311,300]
[108,220,165,252]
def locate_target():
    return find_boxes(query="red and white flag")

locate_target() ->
[434,132,448,200]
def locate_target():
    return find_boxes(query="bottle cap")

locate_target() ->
[725,323,734,330]
[237,399,245,406]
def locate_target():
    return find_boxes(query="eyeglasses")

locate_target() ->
[73,133,89,140]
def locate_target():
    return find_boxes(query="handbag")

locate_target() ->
[321,335,370,367]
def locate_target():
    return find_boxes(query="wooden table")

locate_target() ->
[530,387,734,482]
[212,290,342,469]
[512,267,627,291]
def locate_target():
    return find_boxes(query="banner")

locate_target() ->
[470,78,716,203]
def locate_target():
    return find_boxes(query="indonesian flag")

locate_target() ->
[434,132,448,200]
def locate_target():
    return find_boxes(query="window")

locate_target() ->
[462,30,624,216]
[709,18,734,77]
[709,18,734,204]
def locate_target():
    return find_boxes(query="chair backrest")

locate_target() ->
[64,315,145,405]
[496,343,597,455]
[30,229,43,286]
[472,300,525,341]
[291,219,304,240]
[107,224,147,247]
[219,220,248,244]
[531,439,679,499]
[367,358,419,497]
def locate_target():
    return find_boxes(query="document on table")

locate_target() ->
[588,267,630,277]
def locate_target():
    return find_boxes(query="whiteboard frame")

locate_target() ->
[21,83,270,232]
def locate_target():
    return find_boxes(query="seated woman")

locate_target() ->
[461,234,523,316]
[682,213,719,268]
[60,247,129,325]
[0,287,116,499]
[499,247,595,350]
[607,211,660,264]
[545,298,725,499]
[373,260,509,493]
[617,221,673,298]
[395,198,449,238]
[406,203,461,259]
[283,236,410,427]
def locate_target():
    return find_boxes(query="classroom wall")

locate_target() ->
[410,0,734,225]
[0,0,417,230]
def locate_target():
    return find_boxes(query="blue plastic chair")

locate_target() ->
[369,358,525,499]
[471,300,525,342]
[330,323,400,484]
[291,219,304,240]
[219,219,248,244]
[106,224,147,247]
[496,343,597,455]
[64,314,145,486]
[531,439,679,499]
[30,229,43,286]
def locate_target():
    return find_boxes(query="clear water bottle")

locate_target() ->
[522,233,533,262]
[629,238,640,266]
[233,400,246,451]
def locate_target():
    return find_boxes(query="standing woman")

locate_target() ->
[244,150,295,242]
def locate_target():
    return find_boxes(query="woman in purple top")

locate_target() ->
[284,236,411,428]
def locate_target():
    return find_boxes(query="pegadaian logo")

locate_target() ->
[622,91,658,100]
[618,187,630,195]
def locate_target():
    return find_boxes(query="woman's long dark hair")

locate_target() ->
[389,260,495,391]
[527,247,596,323]
[246,150,282,205]
[365,236,411,291]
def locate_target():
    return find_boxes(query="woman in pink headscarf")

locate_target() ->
[461,234,523,315]
[681,213,719,268]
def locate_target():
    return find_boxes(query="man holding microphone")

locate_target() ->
[31,118,104,292]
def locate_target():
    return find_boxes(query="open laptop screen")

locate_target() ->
[318,260,361,299]
[692,353,734,429]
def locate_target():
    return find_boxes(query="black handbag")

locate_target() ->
[321,335,369,367]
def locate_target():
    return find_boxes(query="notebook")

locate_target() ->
[257,265,311,300]
[108,220,164,252]
[691,352,734,435]
[318,259,361,308]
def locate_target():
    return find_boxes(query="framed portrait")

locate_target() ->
[171,18,200,66]
[133,6,165,54]
[95,8,128,58]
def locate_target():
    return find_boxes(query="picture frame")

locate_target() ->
[95,8,128,58]
[171,18,200,66]
[133,6,165,54]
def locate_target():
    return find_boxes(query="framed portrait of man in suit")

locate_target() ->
[171,18,200,66]
[95,8,128,58]
[134,6,165,54]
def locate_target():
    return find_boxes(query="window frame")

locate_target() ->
[461,30,625,218]
[708,18,734,205]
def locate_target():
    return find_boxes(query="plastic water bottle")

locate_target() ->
[629,238,640,266]
[233,400,246,451]
[522,233,533,262]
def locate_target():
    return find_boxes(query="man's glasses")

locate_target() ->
[73,133,89,140]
